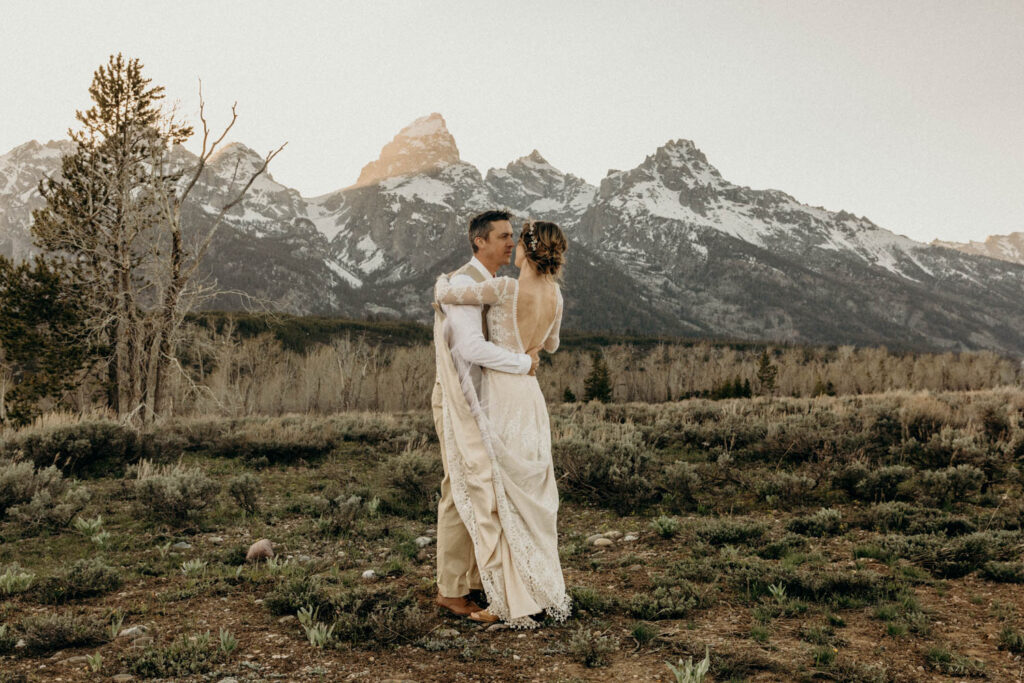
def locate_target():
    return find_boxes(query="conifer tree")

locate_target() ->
[583,350,613,403]
[30,53,283,422]
[0,255,94,424]
[756,349,778,396]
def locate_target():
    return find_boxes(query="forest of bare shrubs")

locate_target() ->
[31,321,1018,419]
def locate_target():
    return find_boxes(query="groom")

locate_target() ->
[432,209,539,617]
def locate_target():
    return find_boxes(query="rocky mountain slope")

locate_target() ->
[934,232,1024,266]
[2,113,1022,353]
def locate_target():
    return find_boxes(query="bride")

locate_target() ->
[432,220,570,628]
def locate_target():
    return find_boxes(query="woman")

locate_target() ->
[432,220,570,628]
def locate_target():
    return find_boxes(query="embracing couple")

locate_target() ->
[430,209,571,629]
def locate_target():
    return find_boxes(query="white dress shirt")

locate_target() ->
[442,256,531,399]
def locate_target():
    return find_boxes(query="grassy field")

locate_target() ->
[2,388,1024,681]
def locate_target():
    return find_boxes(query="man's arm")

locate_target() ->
[445,274,533,374]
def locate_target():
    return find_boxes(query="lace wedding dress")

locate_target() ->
[433,273,570,629]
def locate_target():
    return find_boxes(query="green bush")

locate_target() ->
[263,574,334,619]
[555,434,659,514]
[979,561,1024,583]
[130,461,219,524]
[381,449,442,518]
[17,611,108,655]
[569,626,617,668]
[227,472,259,515]
[0,420,139,476]
[35,558,123,604]
[0,459,90,534]
[694,518,767,546]
[855,465,914,502]
[628,583,703,620]
[330,587,432,647]
[124,631,224,677]
[569,585,617,615]
[909,465,985,505]
[787,508,843,537]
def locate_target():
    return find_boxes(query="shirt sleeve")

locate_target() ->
[543,287,563,353]
[442,274,531,374]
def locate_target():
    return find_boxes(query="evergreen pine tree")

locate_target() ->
[0,255,94,424]
[756,349,778,396]
[562,387,577,403]
[583,350,613,403]
[31,54,192,417]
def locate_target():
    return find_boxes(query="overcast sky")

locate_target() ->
[2,0,1021,243]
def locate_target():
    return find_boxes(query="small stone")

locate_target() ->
[208,536,225,544]
[593,538,613,547]
[361,569,377,580]
[62,655,89,665]
[277,615,296,625]
[296,554,313,564]
[131,636,154,649]
[416,549,430,562]
[15,638,26,649]
[118,625,148,638]
[246,538,274,563]
[603,530,623,540]
[217,678,239,683]
[112,676,135,682]
[622,534,639,542]
[415,536,434,548]
[171,541,192,550]
[585,533,604,544]
[435,628,460,638]
[487,622,510,631]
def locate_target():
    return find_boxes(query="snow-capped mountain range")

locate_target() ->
[2,113,1023,354]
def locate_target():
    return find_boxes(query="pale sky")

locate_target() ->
[2,0,1021,243]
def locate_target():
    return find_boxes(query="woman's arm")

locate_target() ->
[542,288,563,353]
[434,274,512,305]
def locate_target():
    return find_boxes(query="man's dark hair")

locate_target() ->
[468,210,512,252]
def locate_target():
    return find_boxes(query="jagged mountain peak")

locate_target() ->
[354,112,461,187]
[2,139,71,163]
[647,138,722,182]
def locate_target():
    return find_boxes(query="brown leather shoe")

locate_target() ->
[468,609,499,623]
[436,594,482,616]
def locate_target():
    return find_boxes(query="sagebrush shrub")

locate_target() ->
[18,611,108,655]
[0,459,90,533]
[0,420,138,476]
[569,626,617,668]
[909,465,985,505]
[36,557,123,604]
[227,472,259,515]
[787,508,843,537]
[330,587,432,647]
[124,631,224,677]
[264,574,334,619]
[130,460,219,523]
[855,465,914,502]
[555,434,658,514]
[382,449,442,518]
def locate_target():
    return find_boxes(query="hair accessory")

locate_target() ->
[523,222,539,251]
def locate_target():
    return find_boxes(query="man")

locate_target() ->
[432,209,539,617]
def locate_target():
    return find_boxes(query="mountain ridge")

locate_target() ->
[1,114,1022,354]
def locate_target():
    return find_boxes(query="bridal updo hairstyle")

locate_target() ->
[520,220,567,278]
